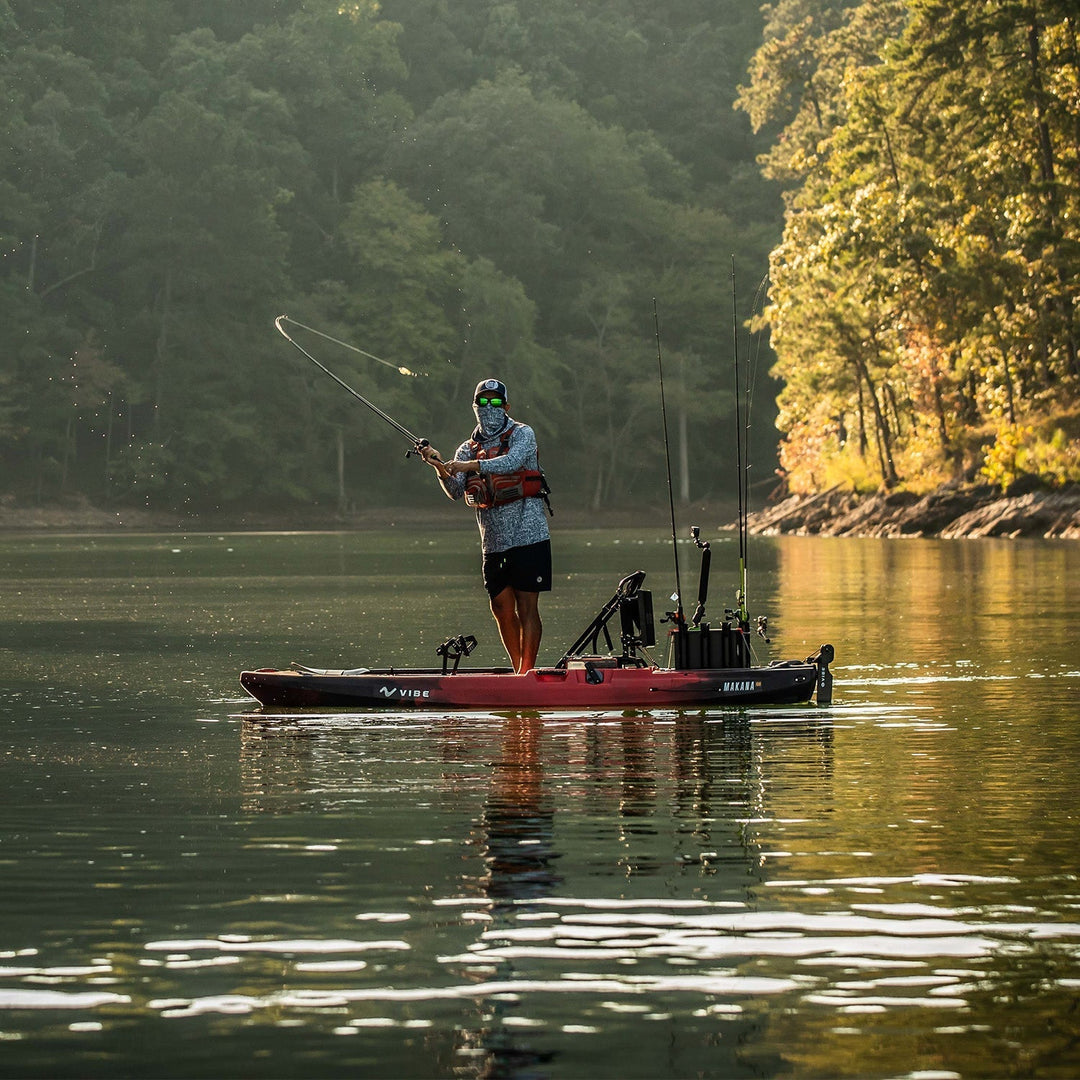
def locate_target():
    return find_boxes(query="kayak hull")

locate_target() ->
[239,659,823,711]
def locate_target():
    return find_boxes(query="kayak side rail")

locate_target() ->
[284,665,515,677]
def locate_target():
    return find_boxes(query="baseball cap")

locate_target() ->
[474,378,507,402]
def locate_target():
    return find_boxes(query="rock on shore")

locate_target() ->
[748,482,1080,540]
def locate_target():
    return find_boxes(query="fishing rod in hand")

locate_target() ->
[274,315,430,456]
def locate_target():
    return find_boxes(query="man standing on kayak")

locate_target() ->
[420,379,551,674]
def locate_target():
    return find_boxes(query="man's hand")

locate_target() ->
[418,443,451,479]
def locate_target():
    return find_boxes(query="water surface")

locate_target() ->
[1,528,1078,1077]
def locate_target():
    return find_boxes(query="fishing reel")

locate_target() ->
[724,587,746,631]
[406,438,432,460]
[720,607,770,640]
[660,606,686,627]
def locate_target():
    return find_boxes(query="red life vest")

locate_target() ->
[464,423,552,514]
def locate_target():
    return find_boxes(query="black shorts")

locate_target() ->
[483,540,552,598]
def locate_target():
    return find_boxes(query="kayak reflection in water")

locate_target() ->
[420,378,552,673]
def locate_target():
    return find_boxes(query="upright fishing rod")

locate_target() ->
[653,299,685,627]
[744,271,773,644]
[274,315,428,455]
[731,259,749,628]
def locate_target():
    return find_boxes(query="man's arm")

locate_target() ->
[420,443,469,500]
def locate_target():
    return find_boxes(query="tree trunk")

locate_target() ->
[61,414,73,490]
[678,408,690,504]
[153,269,173,437]
[857,379,868,456]
[591,461,604,512]
[26,233,37,292]
[337,427,346,513]
[104,390,114,498]
[853,355,898,488]
[928,357,950,456]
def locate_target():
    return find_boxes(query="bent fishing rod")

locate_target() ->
[274,315,430,457]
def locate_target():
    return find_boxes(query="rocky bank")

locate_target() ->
[748,480,1080,540]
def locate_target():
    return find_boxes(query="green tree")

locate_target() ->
[740,0,1079,494]
[0,39,124,498]
[233,2,411,288]
[1,0,799,513]
[109,28,294,502]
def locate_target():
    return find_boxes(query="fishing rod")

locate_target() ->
[744,271,772,644]
[731,258,749,629]
[653,299,685,627]
[274,315,429,456]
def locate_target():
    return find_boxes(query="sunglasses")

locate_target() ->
[475,396,505,407]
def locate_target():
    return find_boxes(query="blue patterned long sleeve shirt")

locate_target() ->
[441,418,550,555]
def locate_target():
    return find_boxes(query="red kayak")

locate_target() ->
[239,657,827,710]
[240,569,835,712]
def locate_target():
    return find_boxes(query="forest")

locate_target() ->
[1,0,1077,517]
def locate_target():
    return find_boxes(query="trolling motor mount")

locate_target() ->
[806,643,835,705]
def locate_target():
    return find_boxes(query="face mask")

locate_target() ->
[474,403,507,438]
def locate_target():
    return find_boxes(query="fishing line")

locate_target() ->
[274,315,426,450]
[277,315,426,377]
[653,298,685,627]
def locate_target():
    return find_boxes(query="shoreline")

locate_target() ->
[747,481,1080,540]
[2,485,1078,539]
[0,499,734,535]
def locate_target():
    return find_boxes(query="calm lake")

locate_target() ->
[1,526,1078,1079]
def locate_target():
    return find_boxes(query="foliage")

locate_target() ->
[738,0,1079,494]
[981,419,1080,491]
[1,0,779,512]
[37,0,1080,512]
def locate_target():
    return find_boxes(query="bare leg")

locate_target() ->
[489,587,543,673]
[514,589,542,673]
[489,586,523,672]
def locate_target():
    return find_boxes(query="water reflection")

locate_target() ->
[4,532,1079,1078]
[475,718,561,905]
[456,718,560,1075]
[772,535,1079,683]
[232,704,1080,1080]
[234,714,836,1077]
